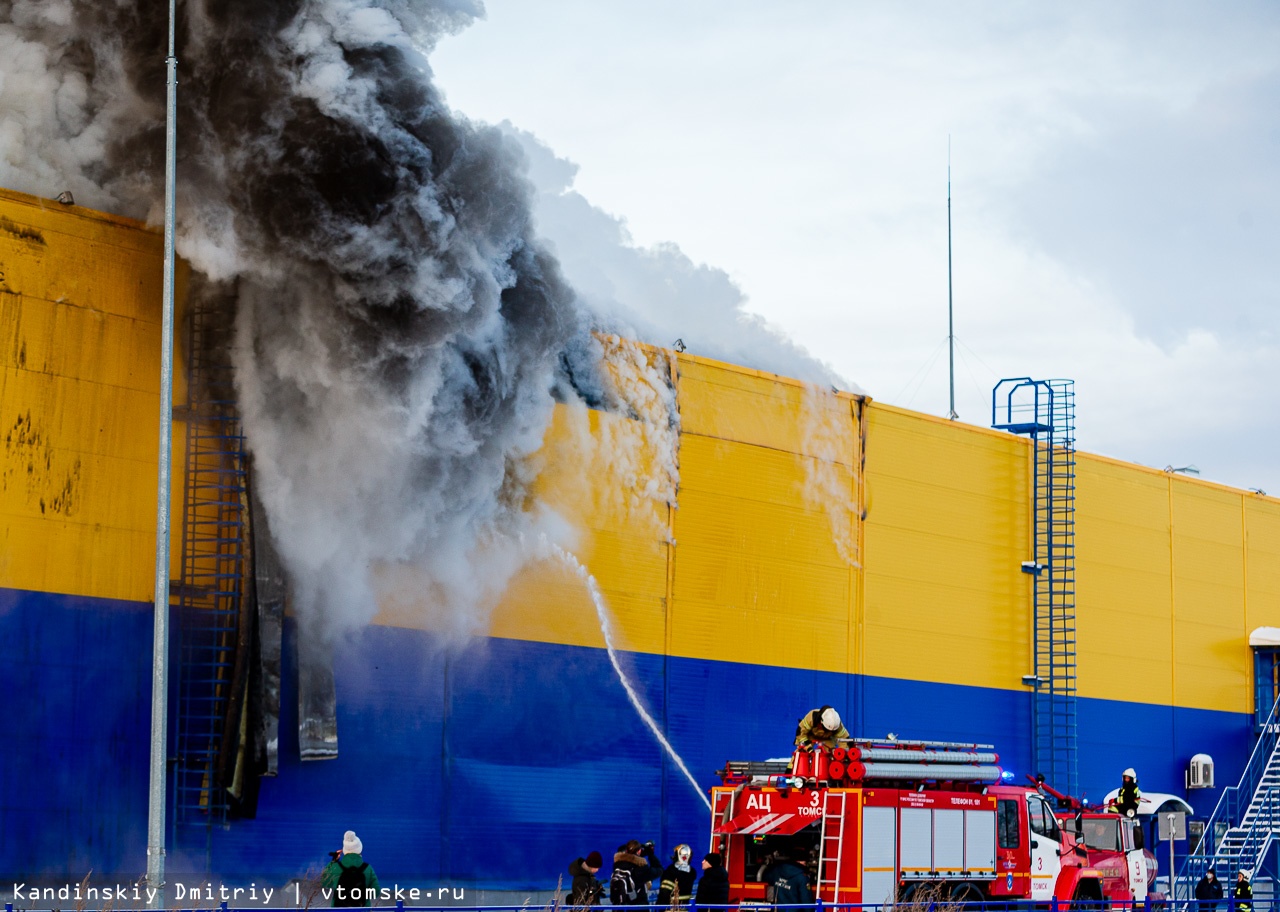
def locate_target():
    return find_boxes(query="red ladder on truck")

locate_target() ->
[817,790,848,902]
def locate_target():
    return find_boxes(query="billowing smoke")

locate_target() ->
[505,125,852,390]
[0,0,589,635]
[0,0,844,639]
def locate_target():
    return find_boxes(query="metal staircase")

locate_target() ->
[173,296,249,828]
[992,378,1078,795]
[1179,693,1280,895]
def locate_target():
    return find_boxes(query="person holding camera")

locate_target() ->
[610,839,661,906]
[321,831,380,908]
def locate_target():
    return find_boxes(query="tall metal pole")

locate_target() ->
[147,1,178,906]
[947,137,957,421]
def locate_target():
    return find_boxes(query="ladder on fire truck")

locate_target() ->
[1178,692,1280,898]
[992,378,1078,796]
[817,790,849,902]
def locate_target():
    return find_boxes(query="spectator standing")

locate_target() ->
[321,830,380,908]
[694,853,729,908]
[1195,869,1223,911]
[567,851,605,906]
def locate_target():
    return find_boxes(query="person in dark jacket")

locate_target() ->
[567,851,605,906]
[694,853,730,908]
[1233,871,1252,912]
[1108,768,1142,817]
[656,844,696,908]
[611,840,662,906]
[1195,869,1223,911]
[762,850,812,907]
[320,831,380,908]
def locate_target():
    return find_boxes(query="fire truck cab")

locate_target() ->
[710,738,1105,906]
[1076,814,1152,902]
[1032,777,1157,904]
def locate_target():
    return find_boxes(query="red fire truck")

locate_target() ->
[709,738,1105,905]
[1034,779,1157,906]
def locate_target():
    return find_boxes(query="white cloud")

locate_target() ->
[433,0,1280,492]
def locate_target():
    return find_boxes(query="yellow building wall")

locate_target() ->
[1075,457,1174,706]
[861,403,1030,691]
[0,188,185,603]
[668,358,859,672]
[1247,500,1280,649]
[485,352,863,674]
[5,187,1278,719]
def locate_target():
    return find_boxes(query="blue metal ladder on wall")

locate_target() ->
[173,296,248,831]
[992,378,1078,796]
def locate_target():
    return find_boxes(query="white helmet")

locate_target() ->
[674,844,692,865]
[1123,768,1137,780]
[820,707,841,730]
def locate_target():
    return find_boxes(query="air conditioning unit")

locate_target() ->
[1188,753,1215,789]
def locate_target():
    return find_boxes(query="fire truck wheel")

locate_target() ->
[948,883,985,904]
[1068,880,1104,909]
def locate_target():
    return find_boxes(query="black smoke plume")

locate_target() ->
[0,0,587,633]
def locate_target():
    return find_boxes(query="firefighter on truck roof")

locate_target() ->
[794,706,850,750]
[1107,768,1141,817]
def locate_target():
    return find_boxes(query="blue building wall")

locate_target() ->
[2,588,1250,889]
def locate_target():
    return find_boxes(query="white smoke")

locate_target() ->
[800,384,862,567]
[505,124,857,391]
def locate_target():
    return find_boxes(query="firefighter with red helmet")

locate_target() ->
[794,706,850,750]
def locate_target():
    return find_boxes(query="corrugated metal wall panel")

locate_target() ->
[863,407,1029,691]
[1246,501,1280,710]
[1076,458,1175,706]
[677,358,857,461]
[1171,483,1249,711]
[0,189,185,603]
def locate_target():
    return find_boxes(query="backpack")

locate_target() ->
[611,867,640,904]
[334,861,369,907]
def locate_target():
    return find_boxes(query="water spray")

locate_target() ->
[551,542,711,811]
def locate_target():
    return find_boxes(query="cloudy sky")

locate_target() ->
[431,1,1279,494]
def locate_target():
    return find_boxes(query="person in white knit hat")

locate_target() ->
[321,830,380,907]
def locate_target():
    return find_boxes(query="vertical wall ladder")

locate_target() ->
[993,378,1078,795]
[173,299,248,827]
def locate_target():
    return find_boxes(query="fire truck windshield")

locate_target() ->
[1080,817,1122,852]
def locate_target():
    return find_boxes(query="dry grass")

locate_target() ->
[892,881,974,912]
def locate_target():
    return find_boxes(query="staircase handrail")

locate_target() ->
[1233,788,1277,874]
[1177,689,1280,888]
